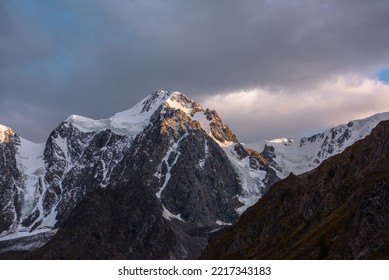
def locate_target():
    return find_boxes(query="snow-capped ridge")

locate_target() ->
[63,90,236,149]
[114,90,174,119]
[64,91,193,137]
[65,114,107,132]
[248,111,389,178]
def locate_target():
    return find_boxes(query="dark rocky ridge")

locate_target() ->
[202,121,389,259]
[0,134,22,233]
[40,123,133,228]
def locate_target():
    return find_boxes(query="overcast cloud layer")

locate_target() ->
[1,0,389,142]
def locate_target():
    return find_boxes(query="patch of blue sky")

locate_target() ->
[15,0,99,38]
[377,68,389,84]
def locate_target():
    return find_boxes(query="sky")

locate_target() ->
[1,0,389,143]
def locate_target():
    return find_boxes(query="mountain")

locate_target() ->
[0,90,277,258]
[247,112,389,178]
[201,120,389,259]
[2,90,388,259]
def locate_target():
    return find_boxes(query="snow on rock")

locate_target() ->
[162,206,185,222]
[216,220,232,226]
[65,91,189,138]
[15,138,45,217]
[160,92,271,214]
[221,144,267,214]
[155,133,188,199]
[65,91,211,143]
[65,115,107,133]
[0,136,55,242]
[197,137,209,169]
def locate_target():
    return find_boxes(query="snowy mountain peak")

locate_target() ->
[106,90,238,145]
[140,90,176,114]
[62,91,184,136]
[0,124,14,143]
[113,90,198,120]
[165,92,204,114]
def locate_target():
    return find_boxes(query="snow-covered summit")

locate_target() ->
[64,90,237,148]
[65,90,201,137]
[248,112,389,178]
[112,90,175,119]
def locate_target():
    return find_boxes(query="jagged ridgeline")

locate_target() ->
[0,91,277,259]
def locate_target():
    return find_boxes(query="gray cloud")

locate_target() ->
[1,0,389,141]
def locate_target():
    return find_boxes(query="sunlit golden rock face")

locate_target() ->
[0,125,15,143]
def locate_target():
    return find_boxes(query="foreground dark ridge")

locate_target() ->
[202,120,389,259]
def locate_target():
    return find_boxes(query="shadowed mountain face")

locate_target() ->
[202,121,389,260]
[28,183,209,260]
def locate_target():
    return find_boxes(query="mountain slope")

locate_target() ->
[201,120,389,259]
[28,182,208,260]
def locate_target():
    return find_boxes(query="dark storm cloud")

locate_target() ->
[1,0,389,141]
[92,0,389,92]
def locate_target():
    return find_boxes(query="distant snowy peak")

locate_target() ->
[300,112,389,147]
[248,112,389,178]
[299,112,389,161]
[0,124,14,143]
